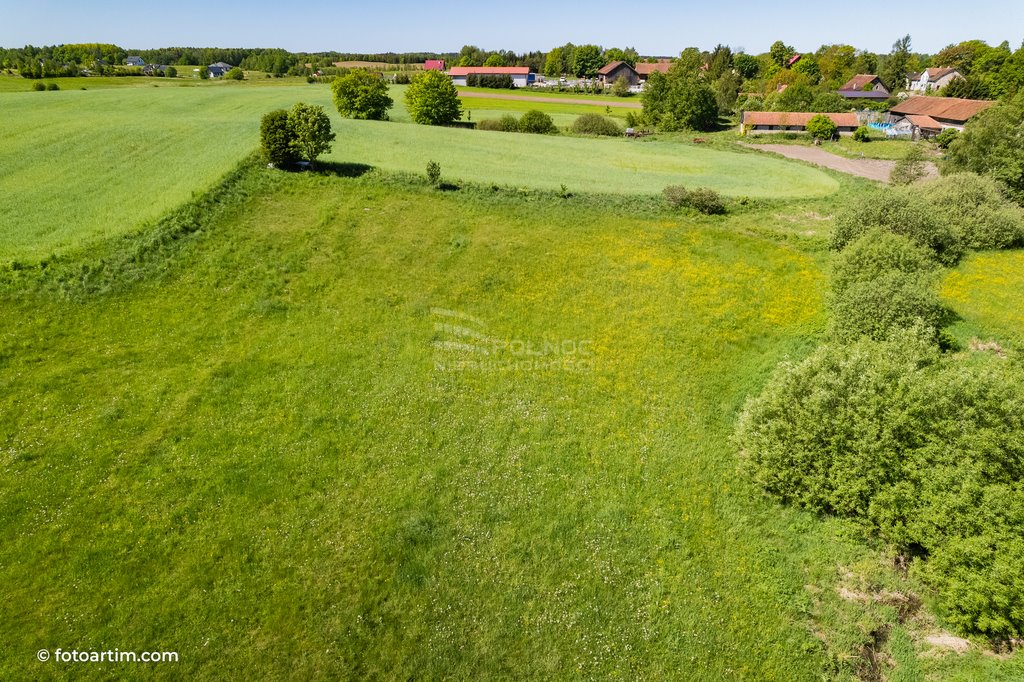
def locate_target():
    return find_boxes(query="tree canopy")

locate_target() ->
[405,69,462,126]
[331,69,393,120]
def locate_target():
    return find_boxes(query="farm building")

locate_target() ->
[447,66,531,87]
[423,60,445,71]
[741,111,861,135]
[837,74,890,100]
[887,96,994,137]
[597,61,640,87]
[125,56,145,67]
[635,61,672,83]
[908,68,963,92]
[596,60,671,88]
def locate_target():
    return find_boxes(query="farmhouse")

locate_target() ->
[125,56,145,67]
[909,67,963,92]
[447,66,531,87]
[887,96,994,137]
[837,74,890,100]
[741,111,861,135]
[423,60,445,71]
[597,60,639,87]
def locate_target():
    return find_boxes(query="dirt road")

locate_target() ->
[457,91,643,109]
[741,143,939,183]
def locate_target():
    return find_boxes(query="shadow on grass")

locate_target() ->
[314,162,375,178]
[438,182,461,192]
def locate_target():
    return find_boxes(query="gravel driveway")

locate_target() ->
[741,143,939,183]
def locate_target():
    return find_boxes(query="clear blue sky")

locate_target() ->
[1,0,1021,55]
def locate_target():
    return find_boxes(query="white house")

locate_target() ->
[908,68,963,93]
[447,66,530,88]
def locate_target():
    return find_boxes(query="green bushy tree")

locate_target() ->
[806,114,838,140]
[944,90,1024,204]
[288,102,335,167]
[331,69,393,120]
[260,109,297,167]
[569,113,621,136]
[405,69,462,126]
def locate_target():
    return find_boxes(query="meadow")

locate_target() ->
[0,84,836,263]
[2,77,1023,680]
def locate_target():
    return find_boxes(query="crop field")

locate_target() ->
[0,84,836,263]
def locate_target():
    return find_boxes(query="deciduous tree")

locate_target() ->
[331,69,393,120]
[405,69,462,125]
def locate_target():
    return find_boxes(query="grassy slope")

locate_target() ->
[941,250,1024,348]
[0,165,869,680]
[0,85,836,263]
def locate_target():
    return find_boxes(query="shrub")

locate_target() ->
[806,114,838,141]
[611,74,631,97]
[259,109,296,167]
[518,110,556,134]
[32,82,45,91]
[920,174,1024,250]
[828,270,948,342]
[662,186,726,215]
[736,326,939,517]
[934,127,958,149]
[569,113,621,137]
[852,126,871,142]
[426,160,441,186]
[944,91,1024,205]
[831,188,963,265]
[46,83,60,91]
[890,144,928,185]
[465,73,514,89]
[166,66,177,78]
[831,230,936,295]
[226,67,244,80]
[394,72,411,85]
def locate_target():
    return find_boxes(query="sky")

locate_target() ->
[1,0,1021,56]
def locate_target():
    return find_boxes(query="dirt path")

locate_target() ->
[741,143,938,183]
[457,91,643,109]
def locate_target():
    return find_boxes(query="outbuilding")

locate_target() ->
[740,111,861,135]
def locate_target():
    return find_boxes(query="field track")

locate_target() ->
[742,143,939,182]
[458,91,643,108]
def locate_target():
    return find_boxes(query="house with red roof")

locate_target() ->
[596,60,672,88]
[423,60,445,71]
[837,74,890,100]
[887,96,994,137]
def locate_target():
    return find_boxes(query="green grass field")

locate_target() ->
[3,79,1022,679]
[0,85,836,263]
[0,163,866,679]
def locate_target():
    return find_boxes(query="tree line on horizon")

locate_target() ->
[3,37,1022,101]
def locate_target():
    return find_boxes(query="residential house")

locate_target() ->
[447,66,531,87]
[206,62,234,78]
[837,74,890,100]
[125,56,145,67]
[887,96,994,137]
[142,64,166,76]
[597,60,640,87]
[908,68,963,93]
[740,111,861,135]
[423,60,445,71]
